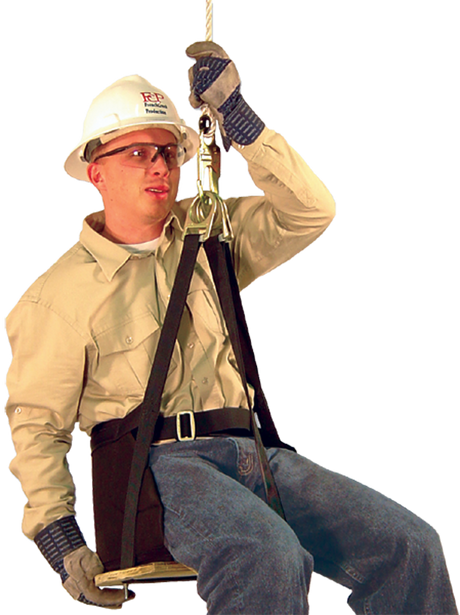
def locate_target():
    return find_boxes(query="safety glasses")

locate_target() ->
[93,142,185,169]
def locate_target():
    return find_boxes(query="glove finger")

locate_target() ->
[190,58,238,105]
[85,584,135,608]
[189,92,206,109]
[188,62,234,112]
[64,576,133,607]
[188,65,204,108]
[186,41,229,60]
[64,546,104,583]
[63,546,133,608]
[189,53,231,85]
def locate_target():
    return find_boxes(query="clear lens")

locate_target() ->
[95,143,185,169]
[127,144,184,169]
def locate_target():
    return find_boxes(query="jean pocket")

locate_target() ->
[230,437,256,477]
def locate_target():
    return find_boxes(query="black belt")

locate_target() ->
[91,406,252,452]
[156,407,252,442]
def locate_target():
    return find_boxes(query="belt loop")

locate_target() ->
[176,411,196,441]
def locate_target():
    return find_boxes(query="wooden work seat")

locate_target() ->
[95,560,197,589]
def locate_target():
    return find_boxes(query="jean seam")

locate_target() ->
[164,505,245,613]
[338,561,367,585]
[363,597,374,615]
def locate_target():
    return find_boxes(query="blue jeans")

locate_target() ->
[149,436,457,614]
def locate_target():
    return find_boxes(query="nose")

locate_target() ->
[147,152,170,176]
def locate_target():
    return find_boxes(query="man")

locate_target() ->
[5,42,457,614]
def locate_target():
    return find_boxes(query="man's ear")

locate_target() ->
[87,163,105,191]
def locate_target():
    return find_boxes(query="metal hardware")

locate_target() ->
[183,2,233,243]
[176,411,196,442]
[184,113,233,243]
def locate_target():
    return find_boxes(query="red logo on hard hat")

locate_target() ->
[141,92,165,104]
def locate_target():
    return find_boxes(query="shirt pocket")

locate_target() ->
[93,312,168,396]
[187,274,226,336]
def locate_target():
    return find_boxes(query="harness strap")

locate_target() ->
[204,236,286,518]
[120,233,201,570]
[120,232,291,569]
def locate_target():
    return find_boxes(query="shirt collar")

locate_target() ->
[80,209,184,281]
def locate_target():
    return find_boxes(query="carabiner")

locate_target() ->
[184,112,233,243]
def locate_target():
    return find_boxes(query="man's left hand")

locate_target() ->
[186,41,265,150]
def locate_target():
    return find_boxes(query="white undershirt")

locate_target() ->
[118,237,161,254]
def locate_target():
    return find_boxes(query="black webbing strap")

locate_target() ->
[204,236,286,519]
[120,233,201,569]
[120,232,289,568]
[221,240,295,451]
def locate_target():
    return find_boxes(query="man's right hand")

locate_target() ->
[63,545,133,609]
[34,516,134,608]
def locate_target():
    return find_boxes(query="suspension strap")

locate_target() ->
[120,233,201,570]
[120,231,288,568]
[204,236,287,518]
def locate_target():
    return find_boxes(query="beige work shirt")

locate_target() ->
[6,128,335,539]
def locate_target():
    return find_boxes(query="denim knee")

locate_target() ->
[238,519,314,583]
[393,516,445,572]
[215,523,313,614]
[352,515,457,615]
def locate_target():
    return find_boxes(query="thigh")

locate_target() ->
[267,447,425,587]
[149,439,304,565]
[149,439,313,614]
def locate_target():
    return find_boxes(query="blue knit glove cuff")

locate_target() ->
[219,86,265,149]
[34,516,86,583]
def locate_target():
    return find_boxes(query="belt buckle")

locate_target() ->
[176,411,196,442]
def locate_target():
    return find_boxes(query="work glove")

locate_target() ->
[186,41,265,150]
[35,516,134,608]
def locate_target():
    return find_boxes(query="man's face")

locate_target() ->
[87,127,181,241]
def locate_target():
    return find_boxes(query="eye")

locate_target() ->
[129,147,150,159]
[163,146,178,162]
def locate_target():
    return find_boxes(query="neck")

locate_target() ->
[101,216,167,245]
[101,224,164,245]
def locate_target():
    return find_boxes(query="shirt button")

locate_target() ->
[188,342,195,349]
[202,377,208,385]
[15,407,22,414]
[126,336,133,345]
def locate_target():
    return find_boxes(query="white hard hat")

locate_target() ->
[65,75,199,181]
